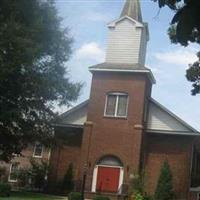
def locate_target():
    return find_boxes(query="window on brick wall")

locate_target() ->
[104,92,128,117]
[9,162,19,182]
[33,142,43,158]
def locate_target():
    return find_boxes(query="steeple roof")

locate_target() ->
[120,0,142,23]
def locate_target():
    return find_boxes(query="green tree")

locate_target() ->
[62,163,74,193]
[154,161,174,200]
[0,0,82,161]
[29,159,49,191]
[153,0,200,95]
[17,167,31,187]
[186,51,200,95]
[129,173,144,195]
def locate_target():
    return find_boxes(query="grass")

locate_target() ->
[0,191,68,200]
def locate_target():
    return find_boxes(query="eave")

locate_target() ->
[52,123,84,129]
[146,129,200,136]
[89,68,156,84]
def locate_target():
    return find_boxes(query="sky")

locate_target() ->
[55,0,200,130]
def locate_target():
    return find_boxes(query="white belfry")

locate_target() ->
[105,0,149,65]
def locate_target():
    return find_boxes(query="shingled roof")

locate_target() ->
[89,62,149,71]
[89,62,156,84]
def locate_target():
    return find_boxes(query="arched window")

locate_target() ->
[104,92,128,117]
[97,155,123,167]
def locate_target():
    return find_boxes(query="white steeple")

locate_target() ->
[105,0,149,66]
[89,0,155,84]
[120,0,142,22]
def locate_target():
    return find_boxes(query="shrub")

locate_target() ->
[0,166,7,182]
[144,196,154,200]
[62,163,74,193]
[129,173,144,194]
[154,160,174,200]
[29,159,49,191]
[68,192,81,200]
[0,182,11,197]
[134,192,144,200]
[17,168,31,187]
[93,195,110,200]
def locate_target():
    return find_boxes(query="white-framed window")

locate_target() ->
[104,92,128,118]
[33,142,43,158]
[12,153,20,157]
[8,162,19,182]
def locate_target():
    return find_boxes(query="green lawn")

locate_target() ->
[0,191,68,200]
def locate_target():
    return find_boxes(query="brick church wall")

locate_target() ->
[0,145,50,186]
[47,126,83,193]
[145,134,193,200]
[48,145,81,184]
[79,71,152,192]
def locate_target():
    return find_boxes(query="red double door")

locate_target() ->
[96,166,120,193]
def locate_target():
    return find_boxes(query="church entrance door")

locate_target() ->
[96,166,120,193]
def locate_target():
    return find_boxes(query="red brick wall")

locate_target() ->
[48,145,81,184]
[79,71,152,191]
[0,145,50,185]
[145,134,193,199]
[47,126,83,189]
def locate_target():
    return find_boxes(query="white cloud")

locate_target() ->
[76,42,105,62]
[85,12,111,22]
[153,48,198,66]
[146,64,162,75]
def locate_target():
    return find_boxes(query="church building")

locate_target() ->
[49,1,200,200]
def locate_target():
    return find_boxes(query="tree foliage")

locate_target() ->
[129,173,144,195]
[17,159,49,190]
[62,163,74,193]
[154,161,174,200]
[29,159,49,190]
[186,52,200,95]
[0,0,82,161]
[153,0,200,95]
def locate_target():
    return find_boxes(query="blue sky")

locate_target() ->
[55,0,200,130]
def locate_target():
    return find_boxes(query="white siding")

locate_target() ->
[147,101,190,132]
[138,27,147,66]
[106,18,147,65]
[60,105,87,125]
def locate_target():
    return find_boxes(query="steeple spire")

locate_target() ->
[120,0,142,23]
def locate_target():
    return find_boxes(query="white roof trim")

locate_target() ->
[89,68,156,84]
[52,123,83,129]
[107,16,144,28]
[146,129,200,136]
[190,187,200,192]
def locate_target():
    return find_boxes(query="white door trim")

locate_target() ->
[91,165,124,193]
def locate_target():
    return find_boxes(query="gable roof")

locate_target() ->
[55,100,88,127]
[58,100,88,120]
[56,98,199,135]
[147,98,198,134]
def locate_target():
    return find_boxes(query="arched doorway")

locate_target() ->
[91,155,124,193]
